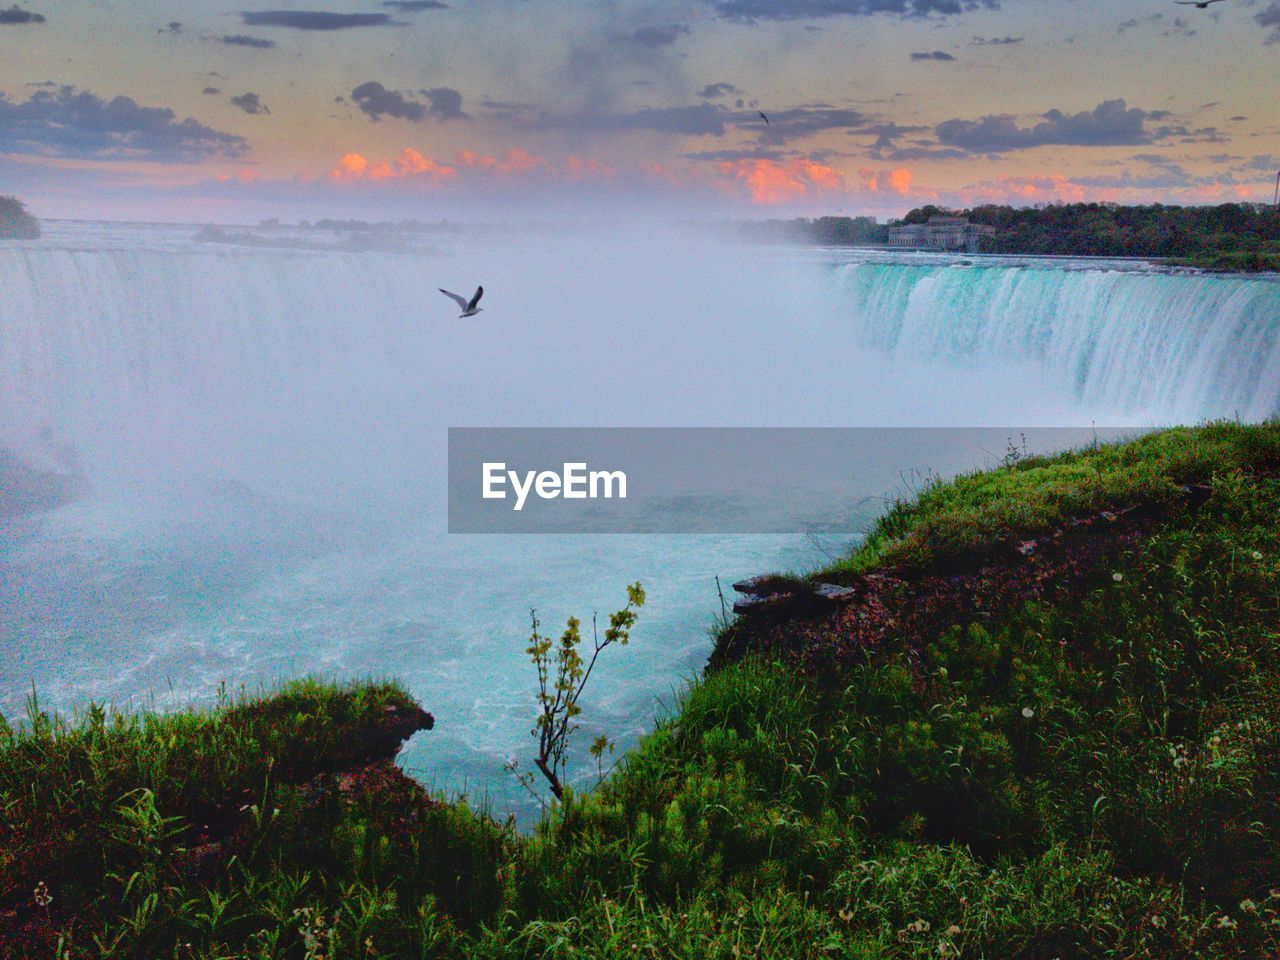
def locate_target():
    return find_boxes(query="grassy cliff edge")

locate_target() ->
[3,422,1279,958]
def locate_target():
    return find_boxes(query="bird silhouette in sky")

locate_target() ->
[439,286,484,318]
[757,110,769,125]
[1174,0,1227,7]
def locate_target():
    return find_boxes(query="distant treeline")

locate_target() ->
[922,202,1280,268]
[739,203,1280,271]
[0,195,40,240]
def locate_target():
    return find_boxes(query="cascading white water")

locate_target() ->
[6,241,1273,483]
[832,259,1280,421]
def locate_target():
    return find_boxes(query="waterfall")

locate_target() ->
[831,260,1280,421]
[2,230,1277,493]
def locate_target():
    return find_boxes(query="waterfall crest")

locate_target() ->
[832,261,1280,421]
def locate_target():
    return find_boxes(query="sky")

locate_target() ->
[1,0,1278,222]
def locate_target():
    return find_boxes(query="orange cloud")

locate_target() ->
[858,167,920,197]
[324,146,640,190]
[329,148,456,184]
[715,158,847,205]
[330,152,369,181]
[213,167,262,184]
[456,148,550,174]
[886,168,913,195]
[566,154,615,180]
[957,174,1087,205]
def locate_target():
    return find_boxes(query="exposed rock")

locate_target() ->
[733,592,797,614]
[813,583,859,603]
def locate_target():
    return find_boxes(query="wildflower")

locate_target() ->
[33,881,52,908]
[905,919,931,934]
[945,925,962,937]
[1251,550,1263,561]
[1151,915,1166,928]
[1021,707,1035,719]
[1218,915,1238,929]
[1241,900,1258,914]
[838,908,854,924]
[1112,572,1124,582]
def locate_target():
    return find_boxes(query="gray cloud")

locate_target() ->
[0,86,248,161]
[478,98,533,121]
[0,5,44,24]
[420,86,468,119]
[1257,2,1280,44]
[202,86,221,95]
[1237,153,1278,172]
[935,99,1177,153]
[755,104,868,144]
[351,82,467,121]
[352,81,424,121]
[623,24,690,47]
[862,120,965,160]
[536,101,867,144]
[699,82,741,99]
[971,35,1021,44]
[230,92,269,115]
[910,50,955,61]
[382,1,449,8]
[159,21,182,35]
[707,0,1000,22]
[220,34,276,48]
[240,11,395,30]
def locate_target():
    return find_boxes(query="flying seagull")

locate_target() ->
[1174,0,1227,7]
[439,286,484,317]
[757,110,769,125]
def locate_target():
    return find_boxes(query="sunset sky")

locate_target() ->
[1,0,1278,222]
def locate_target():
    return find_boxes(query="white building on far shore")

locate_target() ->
[887,216,996,253]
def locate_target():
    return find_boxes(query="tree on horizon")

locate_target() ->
[0,195,41,240]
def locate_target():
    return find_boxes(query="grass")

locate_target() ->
[823,421,1280,574]
[2,422,1279,957]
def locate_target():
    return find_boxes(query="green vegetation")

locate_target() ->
[825,423,1280,574]
[908,202,1280,270]
[737,204,1280,271]
[3,423,1280,957]
[522,583,646,801]
[0,195,40,240]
